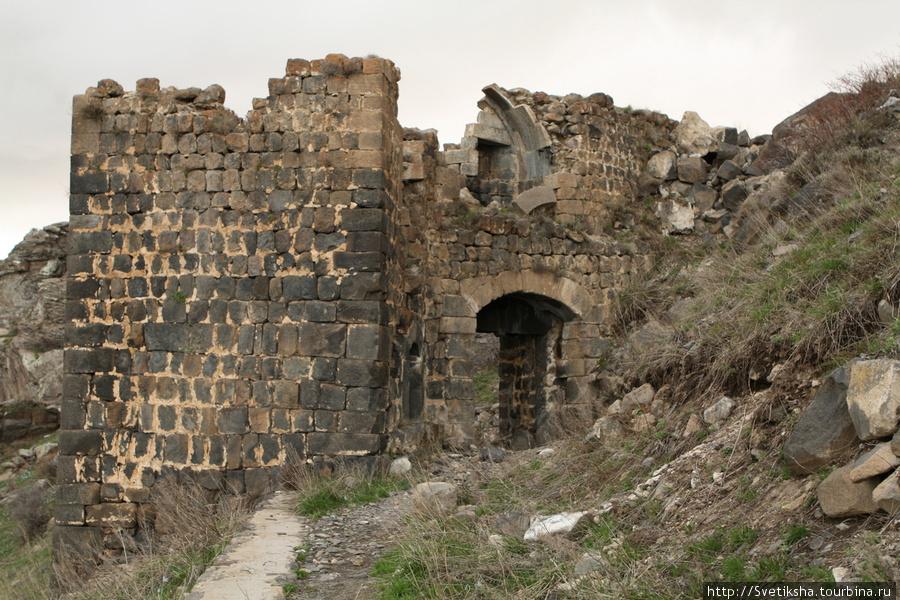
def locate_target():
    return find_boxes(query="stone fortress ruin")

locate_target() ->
[56,53,707,552]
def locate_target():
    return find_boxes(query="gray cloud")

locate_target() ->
[2,0,898,257]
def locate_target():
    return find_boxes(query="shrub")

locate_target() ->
[7,483,52,542]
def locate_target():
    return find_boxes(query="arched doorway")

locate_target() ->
[476,293,575,449]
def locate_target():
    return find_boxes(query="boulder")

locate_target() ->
[872,471,900,513]
[716,160,743,182]
[849,443,900,482]
[523,511,588,541]
[674,111,717,156]
[585,417,625,447]
[703,396,735,425]
[657,199,694,234]
[721,180,748,212]
[817,463,880,517]
[676,157,708,184]
[647,151,677,180]
[689,184,718,212]
[480,446,506,463]
[846,359,900,440]
[784,362,859,474]
[412,482,458,516]
[621,384,655,414]
[493,511,532,538]
[389,457,412,476]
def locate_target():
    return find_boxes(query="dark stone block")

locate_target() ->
[346,231,387,253]
[65,348,114,374]
[346,387,388,411]
[314,232,346,252]
[92,375,116,400]
[339,208,387,232]
[217,407,249,434]
[271,380,298,408]
[100,483,123,502]
[338,411,381,434]
[70,171,109,195]
[346,325,387,360]
[225,470,245,494]
[208,435,226,467]
[288,300,336,323]
[297,322,346,357]
[312,357,337,381]
[260,434,280,463]
[337,359,387,388]
[66,300,89,321]
[333,251,383,272]
[69,194,90,215]
[56,482,101,505]
[158,405,177,432]
[68,254,93,274]
[60,400,86,429]
[307,432,385,456]
[351,169,387,190]
[244,468,270,497]
[69,230,112,254]
[164,434,188,463]
[197,469,225,491]
[63,374,90,401]
[335,300,389,324]
[317,275,340,301]
[55,504,86,526]
[282,274,318,300]
[237,325,256,354]
[252,381,271,407]
[282,433,306,458]
[161,299,187,323]
[315,410,338,432]
[190,324,214,352]
[352,189,389,209]
[67,278,101,300]
[144,324,190,351]
[318,384,347,410]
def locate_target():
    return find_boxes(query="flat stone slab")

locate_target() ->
[512,186,556,215]
[185,492,306,600]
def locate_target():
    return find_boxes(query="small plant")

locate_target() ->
[782,522,810,546]
[172,290,188,303]
[282,582,296,595]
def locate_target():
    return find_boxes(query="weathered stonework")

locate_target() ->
[58,55,665,554]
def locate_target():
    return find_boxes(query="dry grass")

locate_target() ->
[54,481,252,600]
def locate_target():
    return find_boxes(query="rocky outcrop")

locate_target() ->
[0,223,67,421]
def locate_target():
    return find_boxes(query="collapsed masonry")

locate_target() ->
[56,55,671,553]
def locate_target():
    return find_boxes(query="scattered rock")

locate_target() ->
[817,463,880,517]
[872,471,900,513]
[848,443,900,482]
[523,512,588,541]
[674,111,717,156]
[585,417,625,447]
[480,447,506,463]
[411,481,458,516]
[647,151,677,180]
[846,359,900,440]
[389,457,412,476]
[676,157,708,184]
[493,511,532,538]
[784,361,859,475]
[703,396,735,425]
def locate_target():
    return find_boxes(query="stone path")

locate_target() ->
[286,489,413,600]
[186,451,490,600]
[185,491,306,600]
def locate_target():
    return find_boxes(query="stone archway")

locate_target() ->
[446,270,604,448]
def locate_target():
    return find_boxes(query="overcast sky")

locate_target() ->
[1,0,899,259]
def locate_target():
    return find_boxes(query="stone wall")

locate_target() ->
[58,55,405,552]
[58,57,664,555]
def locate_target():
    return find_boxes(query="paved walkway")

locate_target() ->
[185,491,306,600]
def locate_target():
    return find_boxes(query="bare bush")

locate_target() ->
[7,482,52,542]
